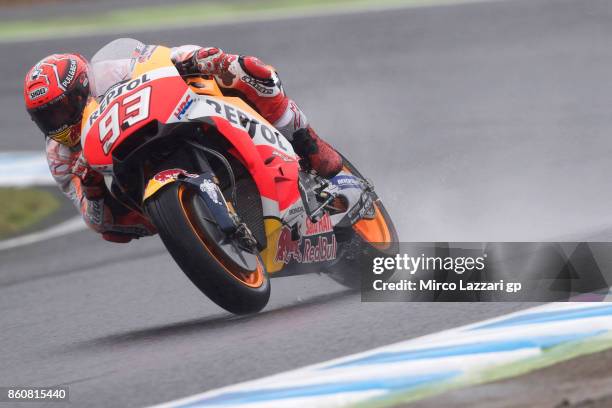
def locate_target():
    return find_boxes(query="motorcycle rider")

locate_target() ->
[23,42,343,243]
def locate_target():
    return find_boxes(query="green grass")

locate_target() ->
[358,333,612,408]
[0,187,59,239]
[0,0,469,42]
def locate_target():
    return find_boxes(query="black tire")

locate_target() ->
[326,200,399,289]
[145,182,270,314]
[325,154,399,289]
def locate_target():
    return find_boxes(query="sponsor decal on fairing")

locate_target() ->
[153,168,197,183]
[274,213,337,264]
[331,174,361,189]
[191,96,296,156]
[174,94,194,120]
[287,205,305,216]
[88,74,152,126]
[83,66,178,136]
[304,212,333,235]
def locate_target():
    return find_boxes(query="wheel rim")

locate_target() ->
[178,185,265,288]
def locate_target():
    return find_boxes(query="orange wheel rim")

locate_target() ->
[178,185,265,288]
[353,202,392,251]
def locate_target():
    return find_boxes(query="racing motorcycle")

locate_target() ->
[82,39,398,314]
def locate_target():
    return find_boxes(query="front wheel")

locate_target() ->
[145,183,270,314]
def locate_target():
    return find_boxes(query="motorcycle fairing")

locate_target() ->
[81,49,187,167]
[266,171,376,270]
[79,45,303,272]
[79,44,382,275]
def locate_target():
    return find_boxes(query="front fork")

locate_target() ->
[142,152,258,252]
[178,171,237,234]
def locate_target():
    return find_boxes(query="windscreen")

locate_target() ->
[90,38,145,98]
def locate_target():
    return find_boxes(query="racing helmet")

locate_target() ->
[24,53,91,147]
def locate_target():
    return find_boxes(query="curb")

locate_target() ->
[149,302,612,407]
[0,152,54,187]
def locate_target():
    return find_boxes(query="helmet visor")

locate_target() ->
[27,75,89,137]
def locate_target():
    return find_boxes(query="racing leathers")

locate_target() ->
[46,44,342,243]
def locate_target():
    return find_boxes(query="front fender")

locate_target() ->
[143,168,196,202]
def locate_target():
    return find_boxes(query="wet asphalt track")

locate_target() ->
[1,0,612,406]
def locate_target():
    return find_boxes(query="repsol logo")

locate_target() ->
[29,87,48,100]
[89,73,151,125]
[204,98,288,152]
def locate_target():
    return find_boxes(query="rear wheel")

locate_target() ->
[327,200,399,289]
[146,183,270,314]
[326,156,399,289]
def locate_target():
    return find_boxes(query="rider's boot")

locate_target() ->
[290,126,343,178]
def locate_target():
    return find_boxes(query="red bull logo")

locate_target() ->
[274,221,338,265]
[153,168,197,183]
[275,227,302,264]
[303,235,337,263]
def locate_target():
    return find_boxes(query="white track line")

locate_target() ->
[0,216,86,252]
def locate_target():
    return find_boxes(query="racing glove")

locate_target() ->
[174,47,234,77]
[71,154,105,200]
[71,154,156,243]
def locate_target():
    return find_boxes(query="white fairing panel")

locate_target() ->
[187,96,297,158]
